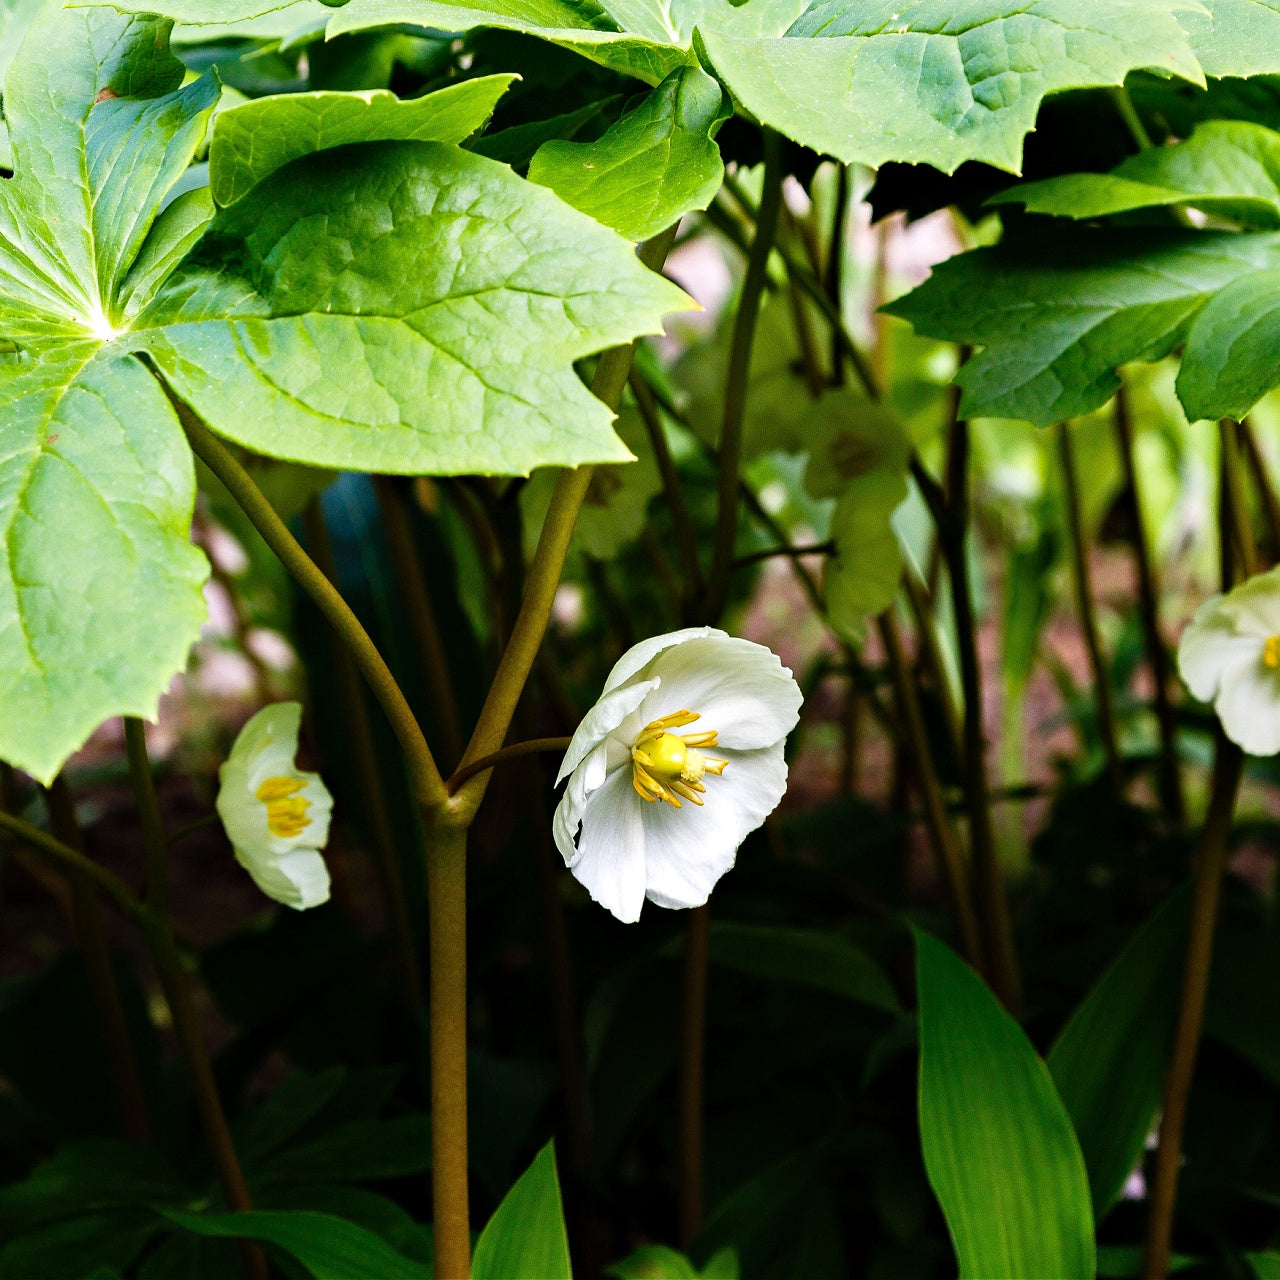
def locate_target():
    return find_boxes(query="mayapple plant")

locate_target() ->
[8,0,1280,1278]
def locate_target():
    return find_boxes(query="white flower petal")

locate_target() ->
[556,678,658,785]
[553,741,609,865]
[237,845,331,910]
[1178,596,1262,702]
[216,757,271,855]
[1216,661,1280,756]
[640,745,788,909]
[600,626,725,695]
[641,635,802,750]
[565,766,647,923]
[1219,565,1280,636]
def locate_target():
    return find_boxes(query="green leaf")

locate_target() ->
[706,922,901,1013]
[1046,889,1190,1216]
[472,1142,572,1280]
[994,121,1280,226]
[0,349,209,784]
[0,1211,160,1280]
[144,140,692,476]
[884,228,1280,425]
[697,0,1203,174]
[1176,266,1280,420]
[825,472,908,643]
[1179,0,1280,78]
[915,928,1095,1280]
[209,76,518,206]
[164,1210,432,1280]
[528,66,726,241]
[607,1244,737,1278]
[253,1116,432,1185]
[1248,1252,1280,1280]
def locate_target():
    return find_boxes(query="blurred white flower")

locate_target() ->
[216,702,333,909]
[553,628,803,922]
[1178,566,1280,756]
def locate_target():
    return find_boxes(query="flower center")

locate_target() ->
[256,775,311,837]
[631,710,728,809]
[1266,636,1280,670]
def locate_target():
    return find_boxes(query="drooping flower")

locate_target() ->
[216,702,333,909]
[1177,565,1280,756]
[553,628,803,922]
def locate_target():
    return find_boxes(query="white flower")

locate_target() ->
[1178,565,1280,756]
[553,628,803,923]
[216,702,333,909]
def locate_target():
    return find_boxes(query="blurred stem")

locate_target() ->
[1142,735,1242,1280]
[630,372,702,604]
[901,565,965,766]
[177,403,448,812]
[1115,383,1185,823]
[877,611,984,969]
[678,902,711,1245]
[1110,86,1153,151]
[423,817,470,1280]
[703,129,785,622]
[374,477,466,770]
[303,501,425,1019]
[1240,417,1280,557]
[1144,426,1254,1278]
[124,719,170,915]
[140,909,268,1280]
[825,164,850,385]
[1056,423,1123,796]
[45,776,152,1144]
[454,225,678,818]
[1221,419,1260,579]
[923,395,1022,1010]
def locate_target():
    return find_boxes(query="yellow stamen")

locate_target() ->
[1266,635,1280,670]
[256,775,311,838]
[630,712,728,809]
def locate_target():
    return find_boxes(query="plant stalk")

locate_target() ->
[1056,423,1124,795]
[678,903,711,1246]
[1114,383,1185,823]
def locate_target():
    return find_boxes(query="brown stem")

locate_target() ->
[732,541,834,569]
[1141,736,1242,1279]
[678,903,711,1246]
[877,612,984,968]
[900,565,965,768]
[374,477,466,770]
[304,502,426,1018]
[1115,383,1184,823]
[1221,420,1260,580]
[45,776,152,1143]
[1056,422,1123,796]
[931,404,1022,1009]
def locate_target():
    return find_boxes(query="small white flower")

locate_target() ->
[216,702,333,909]
[1178,565,1280,756]
[553,628,803,923]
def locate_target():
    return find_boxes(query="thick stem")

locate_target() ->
[702,131,786,622]
[1056,423,1124,796]
[177,403,448,812]
[877,612,984,969]
[424,818,470,1280]
[374,477,466,770]
[454,226,678,815]
[1141,736,1242,1280]
[46,777,152,1143]
[678,903,711,1246]
[1220,420,1260,580]
[1115,384,1185,823]
[304,502,426,1018]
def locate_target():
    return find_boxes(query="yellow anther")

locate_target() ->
[256,775,311,838]
[1266,635,1280,670]
[630,712,728,809]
